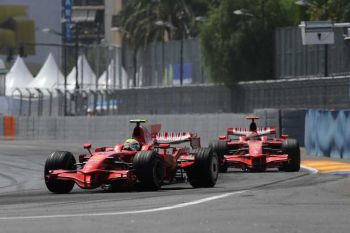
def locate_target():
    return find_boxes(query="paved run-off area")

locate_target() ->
[0,140,349,233]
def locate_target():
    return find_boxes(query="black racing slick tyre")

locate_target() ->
[209,140,228,173]
[280,139,300,172]
[133,151,164,190]
[186,148,219,188]
[44,151,76,194]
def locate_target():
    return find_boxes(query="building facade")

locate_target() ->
[0,0,61,66]
[68,0,123,47]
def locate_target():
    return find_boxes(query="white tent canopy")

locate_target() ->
[5,56,34,96]
[66,55,96,91]
[98,61,129,89]
[27,53,64,89]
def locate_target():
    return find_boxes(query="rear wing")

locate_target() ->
[144,124,162,138]
[154,132,201,149]
[227,127,276,137]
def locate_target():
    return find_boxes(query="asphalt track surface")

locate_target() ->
[0,140,350,233]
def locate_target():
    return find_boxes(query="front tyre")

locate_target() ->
[44,151,76,194]
[209,140,228,173]
[186,148,218,188]
[133,151,164,190]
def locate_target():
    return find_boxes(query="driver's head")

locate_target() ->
[123,138,141,151]
[249,121,257,132]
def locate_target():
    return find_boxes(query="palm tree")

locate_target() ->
[120,0,160,87]
[119,0,214,86]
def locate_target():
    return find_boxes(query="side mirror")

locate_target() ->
[83,143,92,156]
[83,143,92,150]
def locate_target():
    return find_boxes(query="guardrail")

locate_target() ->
[3,76,349,117]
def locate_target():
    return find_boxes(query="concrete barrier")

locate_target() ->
[281,109,306,146]
[11,110,307,148]
[13,109,350,159]
[14,114,253,146]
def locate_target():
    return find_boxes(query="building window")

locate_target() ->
[73,0,104,6]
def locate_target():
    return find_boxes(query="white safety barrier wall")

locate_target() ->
[10,109,309,146]
[1,110,307,146]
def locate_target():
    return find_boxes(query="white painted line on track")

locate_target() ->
[301,165,318,174]
[0,190,247,221]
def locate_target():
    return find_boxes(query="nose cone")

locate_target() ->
[248,141,263,156]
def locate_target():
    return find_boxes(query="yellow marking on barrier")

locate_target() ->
[302,160,350,173]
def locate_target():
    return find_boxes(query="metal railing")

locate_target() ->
[5,75,349,116]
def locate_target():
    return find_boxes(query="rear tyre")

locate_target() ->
[186,148,218,188]
[133,151,164,190]
[209,140,228,173]
[281,139,300,172]
[44,151,76,194]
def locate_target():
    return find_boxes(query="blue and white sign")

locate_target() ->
[63,0,73,42]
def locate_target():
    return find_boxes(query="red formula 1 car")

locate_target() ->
[209,116,300,172]
[44,119,218,193]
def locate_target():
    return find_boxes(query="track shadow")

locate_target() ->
[225,168,281,174]
[160,186,193,191]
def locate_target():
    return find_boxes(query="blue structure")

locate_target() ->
[305,110,350,159]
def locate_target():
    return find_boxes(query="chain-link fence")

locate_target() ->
[275,27,350,78]
[123,38,208,87]
[3,75,349,116]
[1,37,212,116]
[2,37,208,89]
[5,84,231,116]
[3,26,350,116]
[62,44,124,89]
[236,76,350,112]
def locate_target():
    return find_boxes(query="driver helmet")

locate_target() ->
[123,138,141,151]
[249,121,257,132]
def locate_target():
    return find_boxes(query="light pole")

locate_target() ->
[100,37,121,90]
[180,33,184,86]
[233,9,255,17]
[111,27,127,89]
[194,16,207,84]
[42,28,68,116]
[233,1,265,27]
[154,21,167,86]
[74,25,80,91]
[295,0,317,8]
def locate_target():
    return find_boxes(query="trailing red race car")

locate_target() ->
[44,119,218,193]
[209,116,300,172]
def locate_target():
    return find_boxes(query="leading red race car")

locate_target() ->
[44,119,218,193]
[209,116,300,172]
